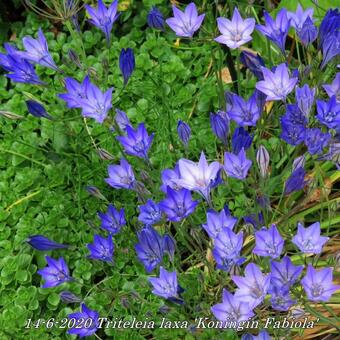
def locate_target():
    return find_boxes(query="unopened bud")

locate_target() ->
[256,145,270,177]
[98,148,115,160]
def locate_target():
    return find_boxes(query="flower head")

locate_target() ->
[175,152,221,201]
[227,91,261,126]
[256,9,290,54]
[256,63,298,101]
[119,48,135,85]
[68,304,99,337]
[316,96,340,129]
[105,159,135,190]
[114,109,131,131]
[159,187,199,222]
[148,267,183,304]
[37,256,71,288]
[298,17,318,46]
[280,120,306,146]
[253,224,284,259]
[269,285,296,311]
[117,123,154,159]
[87,234,114,263]
[138,199,162,225]
[240,51,265,80]
[231,127,253,154]
[284,167,306,194]
[177,120,191,147]
[321,30,340,69]
[166,2,205,38]
[224,148,252,180]
[18,28,58,70]
[301,265,340,302]
[215,8,255,49]
[147,6,165,30]
[135,226,164,272]
[160,165,182,192]
[270,256,304,289]
[98,204,125,235]
[319,9,340,48]
[305,128,331,155]
[85,0,120,44]
[202,207,237,239]
[26,235,68,251]
[58,76,89,109]
[295,84,315,118]
[323,73,340,102]
[210,111,229,145]
[211,289,255,324]
[233,263,271,308]
[287,4,313,30]
[26,100,52,119]
[292,222,329,254]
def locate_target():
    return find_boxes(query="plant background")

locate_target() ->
[0,0,339,339]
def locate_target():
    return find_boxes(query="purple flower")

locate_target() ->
[319,142,340,169]
[80,79,113,123]
[223,148,252,180]
[270,256,304,288]
[166,2,205,38]
[241,330,271,340]
[58,76,89,109]
[163,234,176,261]
[117,123,154,159]
[323,73,340,102]
[253,224,284,259]
[213,228,245,271]
[60,291,82,304]
[119,48,135,85]
[280,120,306,146]
[256,63,298,101]
[215,8,255,49]
[284,167,306,194]
[37,256,71,288]
[87,234,114,263]
[138,199,162,225]
[17,28,58,70]
[159,187,199,222]
[114,109,131,131]
[85,0,119,44]
[210,110,229,145]
[98,204,125,234]
[135,226,164,272]
[298,17,318,46]
[316,96,340,129]
[233,263,271,308]
[256,9,290,54]
[305,128,331,155]
[26,100,52,119]
[147,6,165,30]
[67,303,99,338]
[26,235,68,251]
[176,152,221,201]
[148,267,183,303]
[240,51,265,80]
[202,206,237,239]
[321,30,340,69]
[160,165,182,192]
[287,4,313,30]
[301,265,340,302]
[292,222,329,254]
[177,120,191,147]
[256,145,270,178]
[281,104,307,126]
[0,43,44,85]
[105,159,135,190]
[227,91,260,126]
[231,127,253,154]
[295,84,315,118]
[319,9,340,48]
[269,285,296,311]
[211,289,255,324]
[243,212,265,229]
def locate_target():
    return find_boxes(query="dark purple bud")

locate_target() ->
[119,48,135,85]
[67,49,82,68]
[163,234,176,261]
[177,120,191,147]
[147,6,165,30]
[319,9,340,48]
[240,51,265,80]
[231,127,253,154]
[210,111,229,144]
[298,17,318,46]
[321,31,340,69]
[284,167,307,195]
[85,186,107,201]
[159,305,171,314]
[26,235,68,251]
[97,148,115,160]
[25,100,52,120]
[60,291,82,303]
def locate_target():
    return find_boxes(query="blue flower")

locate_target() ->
[87,234,114,263]
[223,148,252,180]
[138,199,162,225]
[240,51,265,80]
[119,48,135,85]
[295,84,315,118]
[98,204,125,235]
[26,100,52,119]
[105,159,135,190]
[147,7,165,30]
[280,120,306,146]
[284,167,306,194]
[26,235,68,251]
[316,96,340,129]
[231,127,253,154]
[210,111,229,145]
[58,76,89,109]
[321,30,340,69]
[298,17,318,46]
[305,128,331,155]
[177,120,191,147]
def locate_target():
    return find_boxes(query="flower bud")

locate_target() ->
[25,100,52,120]
[210,111,229,145]
[177,120,191,147]
[60,291,82,304]
[147,6,165,30]
[163,234,176,261]
[292,155,306,171]
[256,145,270,177]
[85,186,107,201]
[98,148,115,160]
[119,48,135,85]
[67,49,82,68]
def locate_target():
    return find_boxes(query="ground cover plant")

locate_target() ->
[0,0,340,339]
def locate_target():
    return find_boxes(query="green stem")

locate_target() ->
[65,20,86,63]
